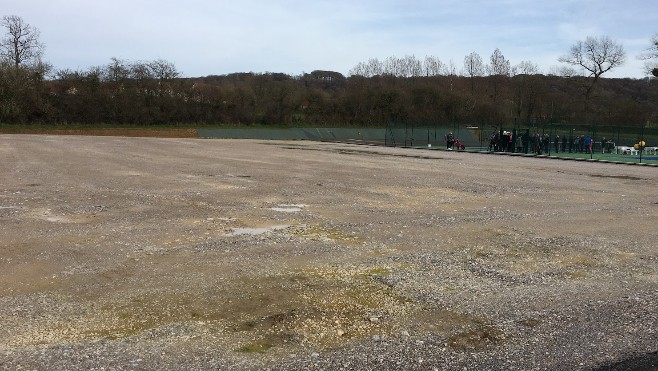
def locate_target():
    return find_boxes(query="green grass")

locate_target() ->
[542,151,658,165]
[237,341,274,353]
[453,147,658,165]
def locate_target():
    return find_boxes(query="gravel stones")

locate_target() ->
[1,136,656,370]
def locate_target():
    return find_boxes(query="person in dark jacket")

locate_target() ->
[561,135,568,152]
[554,135,560,153]
[446,132,455,149]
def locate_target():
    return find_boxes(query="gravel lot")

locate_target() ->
[1,135,656,370]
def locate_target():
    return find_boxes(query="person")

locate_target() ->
[554,135,560,153]
[446,132,455,150]
[584,136,592,154]
[533,133,541,154]
[561,135,568,153]
[454,138,464,151]
[501,131,509,152]
[488,131,499,151]
[601,137,608,153]
[588,136,594,154]
[542,134,550,154]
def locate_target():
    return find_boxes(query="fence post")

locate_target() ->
[640,125,644,164]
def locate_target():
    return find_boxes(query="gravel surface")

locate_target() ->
[0,135,656,370]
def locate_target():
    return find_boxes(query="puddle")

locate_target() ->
[31,208,80,223]
[269,207,302,213]
[268,204,308,213]
[44,216,71,223]
[225,225,290,236]
[589,174,645,181]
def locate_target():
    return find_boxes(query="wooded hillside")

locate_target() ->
[1,64,656,128]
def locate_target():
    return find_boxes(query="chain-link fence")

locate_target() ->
[384,121,658,164]
[198,123,658,165]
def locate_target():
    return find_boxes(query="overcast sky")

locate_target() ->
[3,0,657,78]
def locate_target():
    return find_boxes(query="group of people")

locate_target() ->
[447,130,617,155]
[487,131,517,152]
[445,132,465,151]
[561,135,614,154]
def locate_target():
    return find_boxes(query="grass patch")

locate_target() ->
[559,254,598,267]
[291,225,362,243]
[366,267,391,276]
[237,341,274,353]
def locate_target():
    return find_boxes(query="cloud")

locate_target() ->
[3,0,656,78]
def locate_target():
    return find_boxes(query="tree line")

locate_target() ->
[1,15,657,128]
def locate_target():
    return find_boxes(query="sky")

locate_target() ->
[3,0,657,79]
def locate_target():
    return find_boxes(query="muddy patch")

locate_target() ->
[589,174,645,181]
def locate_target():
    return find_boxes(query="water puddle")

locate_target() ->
[225,225,290,236]
[268,204,308,213]
[44,216,70,223]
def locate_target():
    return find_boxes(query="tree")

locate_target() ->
[511,61,542,122]
[558,36,625,122]
[0,15,44,68]
[0,16,49,123]
[423,55,443,77]
[559,36,626,79]
[639,34,658,77]
[105,57,130,82]
[463,52,485,93]
[349,58,383,77]
[515,60,539,75]
[489,48,511,76]
[488,48,511,102]
[404,55,423,77]
[148,59,180,81]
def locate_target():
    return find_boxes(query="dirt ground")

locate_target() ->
[0,135,656,370]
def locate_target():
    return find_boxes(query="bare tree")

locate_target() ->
[351,55,438,78]
[105,57,131,82]
[0,15,44,68]
[443,59,458,92]
[366,58,383,76]
[464,52,485,93]
[547,64,579,77]
[558,36,625,121]
[514,60,539,75]
[348,57,383,77]
[348,61,367,77]
[558,36,626,110]
[148,59,180,81]
[403,54,422,77]
[130,61,153,80]
[512,61,542,122]
[423,55,443,76]
[383,56,402,77]
[638,34,658,77]
[559,36,625,78]
[488,48,511,102]
[443,59,457,76]
[489,48,511,76]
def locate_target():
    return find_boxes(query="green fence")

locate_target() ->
[384,122,658,165]
[198,124,658,165]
